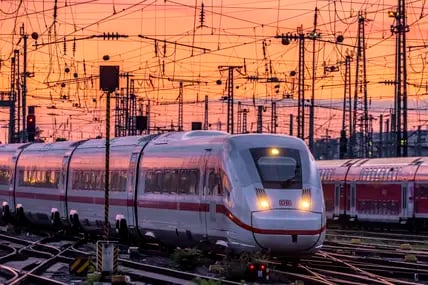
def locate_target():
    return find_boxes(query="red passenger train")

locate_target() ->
[317,157,428,228]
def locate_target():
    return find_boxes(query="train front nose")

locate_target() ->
[251,210,325,254]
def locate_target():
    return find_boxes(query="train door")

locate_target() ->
[126,151,141,229]
[349,182,356,221]
[201,150,223,239]
[201,150,213,238]
[333,182,343,217]
[60,152,72,222]
[9,153,20,212]
[401,182,414,222]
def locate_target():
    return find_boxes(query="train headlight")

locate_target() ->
[299,198,311,210]
[258,197,271,210]
[270,148,280,156]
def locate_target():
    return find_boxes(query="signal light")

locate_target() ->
[249,264,255,271]
[27,114,36,142]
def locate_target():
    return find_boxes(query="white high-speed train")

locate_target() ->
[0,131,325,256]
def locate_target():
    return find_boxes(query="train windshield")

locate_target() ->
[250,147,302,189]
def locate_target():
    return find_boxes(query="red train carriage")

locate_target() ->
[317,159,359,220]
[317,157,428,228]
[413,158,428,225]
[346,157,420,224]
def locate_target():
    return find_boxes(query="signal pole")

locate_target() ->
[99,64,119,240]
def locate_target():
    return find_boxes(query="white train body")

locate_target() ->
[0,131,325,256]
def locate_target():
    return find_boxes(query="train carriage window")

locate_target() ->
[118,170,127,192]
[18,168,59,188]
[178,169,199,194]
[0,167,10,185]
[110,171,118,191]
[250,147,302,189]
[207,169,221,195]
[144,170,163,193]
[144,170,154,193]
[163,169,178,194]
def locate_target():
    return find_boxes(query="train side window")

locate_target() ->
[178,170,190,194]
[207,169,220,195]
[144,171,155,193]
[178,169,199,194]
[0,167,10,185]
[163,170,178,194]
[188,169,199,194]
[119,170,127,192]
[111,171,118,191]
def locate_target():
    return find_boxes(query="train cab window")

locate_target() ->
[250,147,302,189]
[220,170,230,196]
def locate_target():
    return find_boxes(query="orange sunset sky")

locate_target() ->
[0,0,428,142]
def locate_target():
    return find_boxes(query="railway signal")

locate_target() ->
[27,114,36,142]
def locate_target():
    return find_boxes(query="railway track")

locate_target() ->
[0,228,428,284]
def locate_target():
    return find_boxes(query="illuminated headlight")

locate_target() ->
[299,198,311,210]
[258,197,271,210]
[270,148,280,156]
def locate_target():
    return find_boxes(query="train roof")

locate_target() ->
[148,131,306,150]
[151,131,228,145]
[22,140,83,152]
[0,142,30,152]
[76,135,154,149]
[352,156,423,167]
[316,159,360,168]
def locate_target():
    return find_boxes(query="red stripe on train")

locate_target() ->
[5,192,325,236]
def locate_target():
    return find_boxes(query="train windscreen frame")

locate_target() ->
[250,147,302,189]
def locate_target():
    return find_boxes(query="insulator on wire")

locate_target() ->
[154,40,158,57]
[199,3,205,27]
[53,0,58,21]
[63,37,66,55]
[73,37,76,57]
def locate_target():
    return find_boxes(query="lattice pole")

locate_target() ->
[353,12,369,158]
[391,0,409,156]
